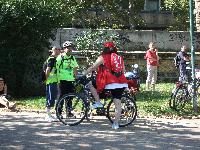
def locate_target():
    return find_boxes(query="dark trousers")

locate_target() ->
[57,80,74,114]
[179,64,187,83]
[46,83,58,108]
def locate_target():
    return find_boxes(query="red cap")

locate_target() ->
[103,42,115,48]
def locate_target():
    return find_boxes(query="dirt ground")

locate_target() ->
[0,109,200,150]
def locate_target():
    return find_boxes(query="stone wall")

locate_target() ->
[51,28,200,52]
[50,29,200,83]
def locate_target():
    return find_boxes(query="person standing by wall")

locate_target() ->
[56,41,79,117]
[144,42,159,91]
[177,45,190,83]
[44,46,61,122]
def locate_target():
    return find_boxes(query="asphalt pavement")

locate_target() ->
[0,110,200,150]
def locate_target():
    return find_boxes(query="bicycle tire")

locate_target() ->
[196,84,200,97]
[107,95,137,127]
[55,93,87,126]
[169,90,175,109]
[172,87,187,111]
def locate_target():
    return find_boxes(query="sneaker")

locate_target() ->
[9,103,16,110]
[91,102,103,109]
[57,112,63,119]
[112,122,119,129]
[5,101,9,109]
[45,114,57,122]
[67,112,74,117]
[59,114,63,119]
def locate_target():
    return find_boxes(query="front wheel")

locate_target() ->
[107,95,137,127]
[55,93,87,126]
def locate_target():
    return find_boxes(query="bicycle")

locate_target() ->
[55,75,137,127]
[169,67,200,111]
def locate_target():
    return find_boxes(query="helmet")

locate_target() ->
[103,42,117,53]
[63,41,74,48]
[103,42,115,48]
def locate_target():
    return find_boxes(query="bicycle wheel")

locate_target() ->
[107,95,137,127]
[55,93,87,126]
[172,87,188,111]
[196,84,200,97]
[169,87,176,109]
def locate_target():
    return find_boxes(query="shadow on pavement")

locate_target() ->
[0,111,200,150]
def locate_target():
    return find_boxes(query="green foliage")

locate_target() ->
[164,0,190,31]
[0,0,78,96]
[16,97,46,109]
[71,0,145,29]
[74,30,125,65]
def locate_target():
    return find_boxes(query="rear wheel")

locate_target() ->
[56,93,87,126]
[107,95,137,127]
[172,87,188,111]
[196,84,200,97]
[169,87,176,109]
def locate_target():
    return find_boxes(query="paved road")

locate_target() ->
[0,110,200,150]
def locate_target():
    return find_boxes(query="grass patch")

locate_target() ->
[13,83,200,118]
[136,83,200,118]
[15,97,46,110]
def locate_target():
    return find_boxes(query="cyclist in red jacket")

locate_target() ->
[83,42,128,129]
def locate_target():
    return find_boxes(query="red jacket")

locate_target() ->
[96,54,128,92]
[144,49,158,66]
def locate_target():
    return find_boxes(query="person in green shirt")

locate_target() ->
[56,41,79,117]
[45,46,61,122]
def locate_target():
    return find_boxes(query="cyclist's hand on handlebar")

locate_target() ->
[77,75,86,80]
[82,70,87,76]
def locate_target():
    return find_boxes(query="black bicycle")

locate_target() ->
[55,76,137,127]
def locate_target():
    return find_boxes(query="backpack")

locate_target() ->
[110,53,124,77]
[40,57,55,83]
[40,61,47,83]
[59,55,75,69]
[174,55,181,68]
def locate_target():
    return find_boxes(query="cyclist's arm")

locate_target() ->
[83,56,103,75]
[45,67,51,79]
[73,67,78,77]
[45,58,55,79]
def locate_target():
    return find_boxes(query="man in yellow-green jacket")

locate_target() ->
[56,41,79,117]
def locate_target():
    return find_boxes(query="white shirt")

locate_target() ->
[105,83,128,89]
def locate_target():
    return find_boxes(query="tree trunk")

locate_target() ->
[195,0,200,31]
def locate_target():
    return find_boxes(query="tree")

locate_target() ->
[71,0,144,29]
[0,0,78,96]
[164,0,190,31]
[74,30,124,66]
